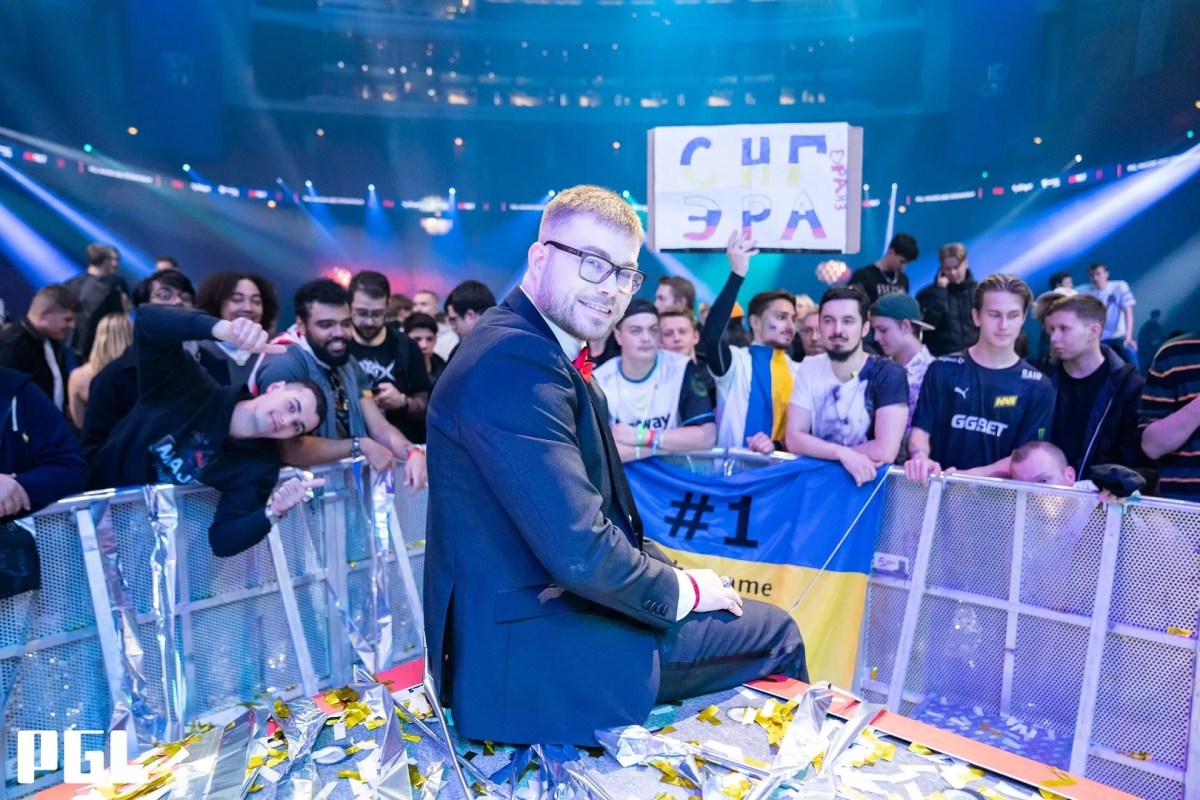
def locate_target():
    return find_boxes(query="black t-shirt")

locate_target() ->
[911,351,1055,470]
[348,328,432,443]
[848,264,909,305]
[1053,365,1109,472]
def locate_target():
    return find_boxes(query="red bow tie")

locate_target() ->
[572,346,594,383]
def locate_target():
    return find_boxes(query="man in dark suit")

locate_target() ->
[425,185,806,745]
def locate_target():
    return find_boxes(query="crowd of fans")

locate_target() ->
[0,231,1197,565]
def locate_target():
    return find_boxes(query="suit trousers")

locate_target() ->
[655,598,807,702]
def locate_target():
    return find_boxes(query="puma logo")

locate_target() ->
[954,386,969,400]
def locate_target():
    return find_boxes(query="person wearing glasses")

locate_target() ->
[347,271,432,445]
[423,185,806,746]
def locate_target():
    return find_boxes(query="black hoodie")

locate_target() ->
[88,305,281,557]
[1050,345,1146,476]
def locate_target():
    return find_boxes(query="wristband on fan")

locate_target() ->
[404,445,424,459]
[687,573,700,611]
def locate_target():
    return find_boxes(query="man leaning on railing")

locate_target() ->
[86,304,326,557]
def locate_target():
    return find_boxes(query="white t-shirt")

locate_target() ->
[1080,280,1136,339]
[593,349,714,430]
[789,353,909,447]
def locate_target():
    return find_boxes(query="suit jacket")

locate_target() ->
[424,289,681,744]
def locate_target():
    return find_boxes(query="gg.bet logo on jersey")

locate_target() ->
[951,414,1009,437]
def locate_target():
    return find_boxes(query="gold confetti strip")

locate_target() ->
[698,705,722,725]
[395,706,413,723]
[1127,751,1152,761]
[652,794,673,800]
[274,699,291,719]
[871,666,879,680]
[1041,767,1077,788]
[337,770,363,781]
[106,772,175,800]
[483,740,496,755]
[246,784,265,794]
[1166,626,1192,637]
[811,752,825,772]
[977,789,1005,800]
[326,686,361,707]
[647,758,698,790]
[402,732,421,743]
[344,739,377,755]
[659,725,677,734]
[470,782,489,795]
[908,743,934,756]
[409,764,427,790]
[722,775,753,799]
[266,753,287,769]
[1039,792,1068,800]
[364,717,386,731]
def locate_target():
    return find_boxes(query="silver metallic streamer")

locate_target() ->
[146,483,187,742]
[351,459,395,672]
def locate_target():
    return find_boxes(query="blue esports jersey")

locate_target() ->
[911,352,1055,470]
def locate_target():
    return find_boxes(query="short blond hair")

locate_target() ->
[938,242,967,262]
[539,185,643,247]
[974,273,1033,313]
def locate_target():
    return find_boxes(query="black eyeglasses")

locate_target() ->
[544,240,645,295]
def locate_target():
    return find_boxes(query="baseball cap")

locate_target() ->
[1033,287,1076,321]
[620,298,659,324]
[870,293,933,330]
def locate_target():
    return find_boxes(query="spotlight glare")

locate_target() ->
[548,189,556,197]
[276,177,284,184]
[182,163,191,172]
[622,190,631,199]
[316,128,325,137]
[1188,130,1195,139]
[1195,100,1200,109]
[454,137,463,146]
[1074,154,1083,163]
[449,187,456,194]
[612,140,621,150]
[83,144,93,153]
[898,205,907,214]
[1033,136,1043,145]
[981,171,989,179]
[127,126,138,136]
[368,183,375,192]
[267,200,277,208]
[305,180,313,188]
[862,183,869,191]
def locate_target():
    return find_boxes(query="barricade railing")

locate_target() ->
[2,453,1196,800]
[854,469,1200,800]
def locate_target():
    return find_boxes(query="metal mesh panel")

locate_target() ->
[343,488,373,564]
[1086,756,1184,800]
[111,495,159,615]
[1010,615,1088,742]
[858,583,907,689]
[189,593,303,714]
[925,482,1015,598]
[873,473,930,568]
[180,489,275,602]
[278,502,325,579]
[388,556,422,659]
[1020,494,1105,615]
[1109,504,1200,634]
[3,637,111,766]
[346,566,382,655]
[294,581,332,681]
[2,512,93,643]
[1093,632,1192,771]
[655,452,780,477]
[393,479,428,550]
[904,596,1008,712]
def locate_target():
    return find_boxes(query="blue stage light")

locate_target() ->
[182,163,191,172]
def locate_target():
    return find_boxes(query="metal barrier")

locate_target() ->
[2,452,1197,799]
[855,470,1200,800]
[0,458,426,799]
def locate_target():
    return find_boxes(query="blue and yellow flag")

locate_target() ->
[625,457,888,686]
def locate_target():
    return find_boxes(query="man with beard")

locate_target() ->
[905,275,1055,482]
[346,271,431,445]
[424,185,805,745]
[701,232,800,453]
[252,279,427,490]
[195,271,280,388]
[784,287,908,485]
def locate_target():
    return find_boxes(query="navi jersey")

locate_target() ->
[911,351,1055,470]
[593,350,714,430]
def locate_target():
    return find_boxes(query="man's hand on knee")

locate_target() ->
[686,569,744,617]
